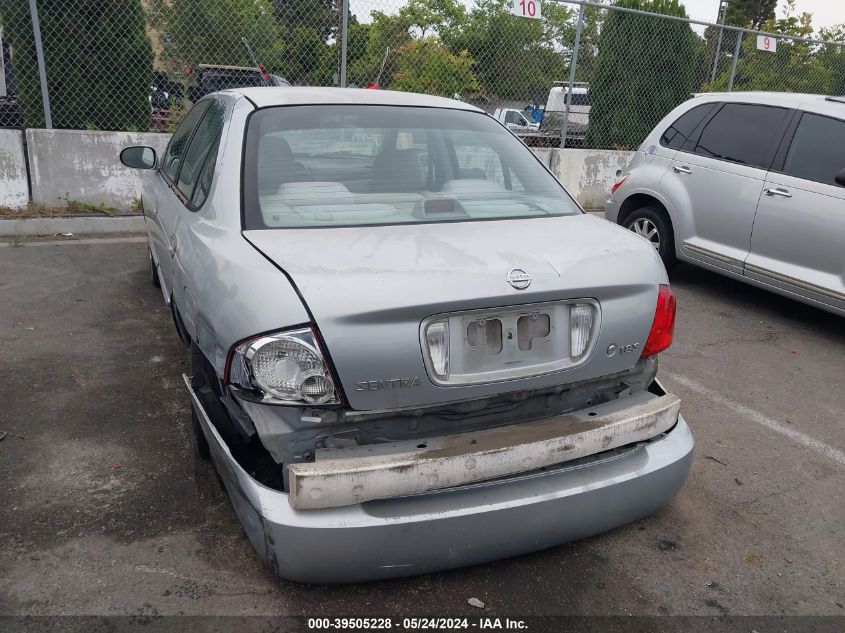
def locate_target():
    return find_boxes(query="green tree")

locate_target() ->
[725,0,777,29]
[706,5,832,94]
[391,37,479,97]
[346,0,471,90]
[0,0,153,130]
[149,0,283,72]
[269,0,337,42]
[817,23,845,95]
[447,0,575,101]
[585,0,700,149]
[704,0,777,82]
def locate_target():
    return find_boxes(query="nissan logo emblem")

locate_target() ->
[506,268,532,290]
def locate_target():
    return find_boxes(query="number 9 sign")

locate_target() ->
[756,35,777,53]
[512,0,542,20]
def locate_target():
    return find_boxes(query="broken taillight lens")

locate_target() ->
[641,285,676,358]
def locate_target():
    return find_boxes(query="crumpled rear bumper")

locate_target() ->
[185,375,693,584]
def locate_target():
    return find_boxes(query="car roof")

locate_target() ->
[225,86,483,112]
[689,91,845,116]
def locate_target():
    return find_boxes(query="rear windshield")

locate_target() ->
[243,105,581,229]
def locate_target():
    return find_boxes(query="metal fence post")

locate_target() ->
[339,0,349,87]
[28,0,52,128]
[561,2,584,149]
[727,30,743,91]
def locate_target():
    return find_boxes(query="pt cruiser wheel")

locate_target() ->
[625,206,676,269]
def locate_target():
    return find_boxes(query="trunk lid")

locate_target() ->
[245,214,666,410]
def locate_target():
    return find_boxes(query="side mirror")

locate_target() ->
[120,146,156,170]
[835,168,845,188]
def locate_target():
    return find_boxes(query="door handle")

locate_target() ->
[168,234,177,257]
[673,165,692,174]
[764,187,792,198]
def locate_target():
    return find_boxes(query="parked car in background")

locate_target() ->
[516,82,590,147]
[607,92,845,317]
[186,64,289,102]
[120,87,692,583]
[493,107,540,131]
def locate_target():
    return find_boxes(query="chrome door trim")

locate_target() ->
[744,263,845,303]
[681,243,743,267]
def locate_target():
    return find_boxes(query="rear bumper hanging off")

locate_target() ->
[289,391,681,509]
[184,374,693,583]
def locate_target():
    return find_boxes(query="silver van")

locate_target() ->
[607,92,845,316]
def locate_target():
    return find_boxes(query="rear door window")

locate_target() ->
[693,103,789,169]
[176,99,225,206]
[661,103,717,150]
[161,101,210,182]
[782,112,845,186]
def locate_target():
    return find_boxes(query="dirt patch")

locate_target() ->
[0,203,141,219]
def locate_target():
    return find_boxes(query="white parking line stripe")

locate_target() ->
[663,371,845,466]
[0,236,147,248]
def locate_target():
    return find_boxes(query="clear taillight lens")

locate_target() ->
[570,304,595,359]
[227,327,338,405]
[425,320,449,378]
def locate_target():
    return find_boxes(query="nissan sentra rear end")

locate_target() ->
[183,90,693,583]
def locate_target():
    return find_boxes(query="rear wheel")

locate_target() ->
[149,249,161,288]
[624,206,676,270]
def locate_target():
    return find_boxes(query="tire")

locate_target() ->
[624,206,677,270]
[149,249,161,288]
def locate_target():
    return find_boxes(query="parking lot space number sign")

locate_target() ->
[757,35,777,53]
[512,0,542,19]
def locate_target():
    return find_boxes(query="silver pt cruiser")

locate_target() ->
[121,88,694,583]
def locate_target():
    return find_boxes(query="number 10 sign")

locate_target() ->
[512,0,542,19]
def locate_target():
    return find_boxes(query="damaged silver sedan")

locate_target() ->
[121,87,693,583]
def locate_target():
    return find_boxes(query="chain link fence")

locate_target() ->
[1,0,843,148]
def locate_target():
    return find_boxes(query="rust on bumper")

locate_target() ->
[289,392,681,509]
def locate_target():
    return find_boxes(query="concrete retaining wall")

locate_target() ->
[26,129,170,211]
[1,128,629,214]
[0,130,30,209]
[545,148,635,210]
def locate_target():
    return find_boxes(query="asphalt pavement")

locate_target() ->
[0,237,842,618]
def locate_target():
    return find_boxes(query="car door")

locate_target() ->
[168,99,226,338]
[745,110,845,311]
[152,100,210,297]
[660,102,791,274]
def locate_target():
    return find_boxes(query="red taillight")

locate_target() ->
[611,175,629,195]
[641,285,676,358]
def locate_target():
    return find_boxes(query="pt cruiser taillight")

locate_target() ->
[641,285,676,358]
[226,327,339,405]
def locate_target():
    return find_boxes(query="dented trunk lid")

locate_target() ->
[244,213,667,411]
